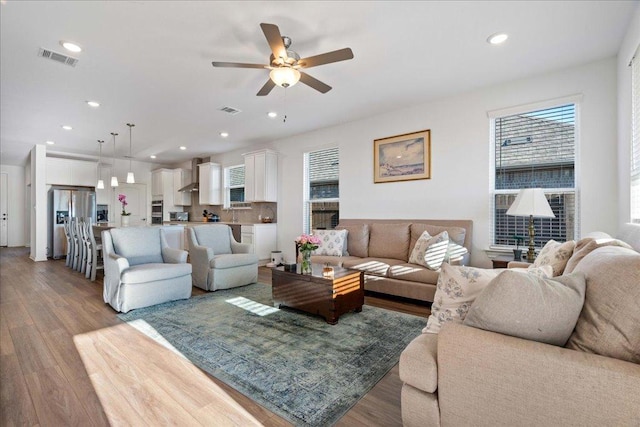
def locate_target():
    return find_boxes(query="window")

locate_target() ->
[223,164,245,208]
[303,147,339,233]
[631,47,640,223]
[491,102,578,248]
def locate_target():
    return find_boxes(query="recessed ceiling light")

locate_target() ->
[487,33,508,45]
[179,146,187,150]
[220,132,229,138]
[86,101,100,108]
[61,125,72,130]
[267,112,278,118]
[45,140,55,145]
[150,155,157,159]
[60,41,82,53]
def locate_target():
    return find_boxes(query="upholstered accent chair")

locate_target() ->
[186,224,258,291]
[102,227,192,313]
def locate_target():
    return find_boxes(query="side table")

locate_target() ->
[492,254,532,269]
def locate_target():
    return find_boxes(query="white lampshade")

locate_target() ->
[110,176,119,187]
[96,179,105,190]
[126,172,135,184]
[269,67,301,88]
[506,188,556,218]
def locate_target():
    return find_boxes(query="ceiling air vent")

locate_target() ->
[219,106,242,115]
[37,47,78,67]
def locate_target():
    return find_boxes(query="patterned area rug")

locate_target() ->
[118,283,425,426]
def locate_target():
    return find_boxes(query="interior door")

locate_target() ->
[113,183,147,226]
[0,173,8,246]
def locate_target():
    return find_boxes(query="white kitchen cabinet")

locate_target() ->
[151,169,165,197]
[46,157,97,187]
[151,168,175,204]
[173,168,191,206]
[47,157,71,185]
[198,162,222,205]
[243,149,277,202]
[241,223,277,265]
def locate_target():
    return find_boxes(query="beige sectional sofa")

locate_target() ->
[399,223,640,426]
[311,219,473,302]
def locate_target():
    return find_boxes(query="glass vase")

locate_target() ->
[121,215,130,227]
[300,249,312,274]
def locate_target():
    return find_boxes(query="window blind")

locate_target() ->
[492,104,577,247]
[631,47,640,223]
[224,164,245,205]
[304,147,339,233]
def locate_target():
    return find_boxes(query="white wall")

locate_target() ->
[617,3,640,224]
[218,58,619,268]
[30,145,47,261]
[0,164,26,246]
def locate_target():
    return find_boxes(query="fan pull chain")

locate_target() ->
[283,87,288,123]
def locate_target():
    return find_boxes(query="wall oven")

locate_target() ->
[151,200,163,224]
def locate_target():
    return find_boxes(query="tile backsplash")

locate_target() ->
[187,194,276,224]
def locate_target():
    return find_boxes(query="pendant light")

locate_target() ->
[96,140,105,189]
[110,132,119,187]
[126,123,135,183]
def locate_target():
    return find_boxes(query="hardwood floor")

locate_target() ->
[0,247,430,426]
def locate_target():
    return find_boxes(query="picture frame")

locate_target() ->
[373,129,431,183]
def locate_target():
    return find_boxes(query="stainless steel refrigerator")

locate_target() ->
[48,187,96,259]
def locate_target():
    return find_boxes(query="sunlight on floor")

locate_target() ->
[126,318,187,359]
[225,296,280,316]
[73,323,264,425]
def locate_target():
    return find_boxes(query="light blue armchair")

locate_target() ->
[187,224,258,291]
[102,227,192,313]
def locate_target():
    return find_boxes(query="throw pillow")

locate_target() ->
[408,231,449,270]
[532,239,576,276]
[445,242,469,264]
[564,237,633,274]
[312,229,348,257]
[336,223,369,257]
[565,246,640,364]
[424,264,553,334]
[463,271,586,346]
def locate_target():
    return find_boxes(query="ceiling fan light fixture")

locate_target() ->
[270,67,301,88]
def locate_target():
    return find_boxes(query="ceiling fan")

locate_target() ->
[212,23,354,96]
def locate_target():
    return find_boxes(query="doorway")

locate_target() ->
[112,183,148,227]
[1,172,7,246]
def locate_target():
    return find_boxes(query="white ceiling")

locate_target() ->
[1,1,637,166]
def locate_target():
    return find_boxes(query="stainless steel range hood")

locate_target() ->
[178,158,202,192]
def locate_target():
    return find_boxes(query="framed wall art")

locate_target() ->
[373,129,431,183]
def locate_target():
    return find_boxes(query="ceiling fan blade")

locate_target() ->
[260,23,287,61]
[298,48,354,69]
[299,72,332,93]
[257,79,276,96]
[212,61,268,69]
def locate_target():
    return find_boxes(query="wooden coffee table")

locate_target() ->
[271,263,364,324]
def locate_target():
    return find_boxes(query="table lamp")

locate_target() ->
[506,188,556,262]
